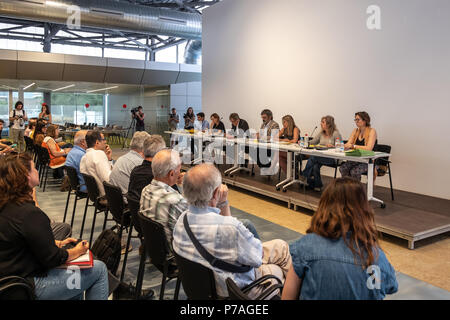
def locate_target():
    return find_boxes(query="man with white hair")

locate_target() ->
[173,164,292,298]
[128,135,166,203]
[109,131,150,197]
[65,130,88,193]
[140,149,187,257]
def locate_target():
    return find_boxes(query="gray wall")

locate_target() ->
[203,0,450,200]
[170,81,202,129]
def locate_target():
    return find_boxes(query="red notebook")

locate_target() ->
[58,250,94,269]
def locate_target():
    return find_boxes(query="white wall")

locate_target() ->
[203,0,450,200]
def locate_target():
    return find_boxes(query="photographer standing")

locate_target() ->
[9,101,28,152]
[134,106,145,132]
[183,107,195,130]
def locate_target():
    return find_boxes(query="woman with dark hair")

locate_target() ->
[39,103,52,124]
[183,107,195,130]
[33,120,47,147]
[9,100,28,152]
[278,115,300,174]
[282,177,398,300]
[0,153,109,300]
[301,115,343,191]
[210,113,225,134]
[340,111,378,181]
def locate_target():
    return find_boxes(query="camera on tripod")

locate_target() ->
[130,107,139,115]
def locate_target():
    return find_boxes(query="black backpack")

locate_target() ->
[91,228,122,276]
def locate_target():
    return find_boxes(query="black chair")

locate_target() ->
[174,251,220,300]
[80,173,109,244]
[0,276,35,300]
[36,146,63,192]
[24,136,34,153]
[103,182,133,282]
[226,276,283,300]
[366,144,394,201]
[136,213,181,300]
[122,196,146,285]
[63,166,88,228]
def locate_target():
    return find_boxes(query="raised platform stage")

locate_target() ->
[183,164,450,250]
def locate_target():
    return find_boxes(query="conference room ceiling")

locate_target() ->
[0,79,167,95]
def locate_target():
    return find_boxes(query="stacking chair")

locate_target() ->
[0,276,35,300]
[174,251,220,300]
[225,276,284,300]
[365,144,395,201]
[24,136,34,153]
[36,146,64,192]
[102,182,134,282]
[63,166,87,228]
[136,214,181,300]
[80,173,109,244]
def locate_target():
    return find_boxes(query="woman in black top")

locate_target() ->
[210,113,225,135]
[184,107,195,130]
[0,153,109,300]
[278,115,300,174]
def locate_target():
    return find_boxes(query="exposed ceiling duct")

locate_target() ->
[0,0,202,41]
[184,39,202,65]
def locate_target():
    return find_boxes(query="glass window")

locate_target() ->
[156,45,177,63]
[0,92,9,126]
[12,92,43,119]
[51,93,104,125]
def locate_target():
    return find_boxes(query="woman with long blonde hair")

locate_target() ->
[278,115,300,174]
[282,177,398,300]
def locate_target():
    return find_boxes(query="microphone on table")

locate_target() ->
[310,126,318,138]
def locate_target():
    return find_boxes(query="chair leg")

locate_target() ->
[89,205,98,245]
[134,245,146,300]
[174,277,181,300]
[79,197,89,239]
[102,209,109,232]
[70,196,79,228]
[120,222,133,282]
[388,163,394,201]
[63,189,72,223]
[159,271,167,300]
[43,166,49,192]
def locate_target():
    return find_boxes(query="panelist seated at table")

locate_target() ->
[195,112,210,132]
[278,115,300,174]
[339,111,378,182]
[210,113,225,135]
[257,109,280,141]
[300,116,343,191]
[227,113,250,138]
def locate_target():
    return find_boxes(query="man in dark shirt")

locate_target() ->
[128,134,166,202]
[229,113,250,138]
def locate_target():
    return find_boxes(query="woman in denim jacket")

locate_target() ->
[282,177,398,300]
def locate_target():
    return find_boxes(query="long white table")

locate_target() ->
[166,130,390,207]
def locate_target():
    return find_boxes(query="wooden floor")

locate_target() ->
[202,164,450,250]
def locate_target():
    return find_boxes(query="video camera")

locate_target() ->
[130,107,139,115]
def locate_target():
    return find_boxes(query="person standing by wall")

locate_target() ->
[9,101,28,153]
[134,106,146,132]
[168,108,180,131]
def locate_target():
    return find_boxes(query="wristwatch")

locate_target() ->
[217,200,229,209]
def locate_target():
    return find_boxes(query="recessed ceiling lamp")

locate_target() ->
[53,84,76,92]
[23,83,36,90]
[86,86,119,93]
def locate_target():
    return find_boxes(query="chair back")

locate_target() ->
[103,181,129,225]
[373,144,391,167]
[37,145,50,166]
[174,251,218,300]
[81,173,101,203]
[0,276,35,300]
[138,213,170,269]
[24,136,34,152]
[226,278,251,300]
[126,196,143,236]
[65,166,80,190]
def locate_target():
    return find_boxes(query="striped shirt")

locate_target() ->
[172,206,263,297]
[139,180,188,255]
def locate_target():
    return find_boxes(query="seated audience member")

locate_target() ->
[282,177,398,300]
[80,130,113,198]
[278,115,300,174]
[109,131,149,198]
[301,115,342,191]
[0,153,109,300]
[258,109,280,140]
[25,120,36,137]
[33,121,47,147]
[228,113,250,138]
[196,112,210,132]
[173,164,292,298]
[339,112,378,181]
[42,124,71,179]
[128,135,166,203]
[0,119,7,144]
[210,113,225,135]
[140,149,187,258]
[65,130,88,193]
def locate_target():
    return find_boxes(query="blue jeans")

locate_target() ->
[34,260,109,300]
[302,156,337,188]
[240,219,261,240]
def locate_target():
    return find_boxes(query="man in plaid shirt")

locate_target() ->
[139,149,187,256]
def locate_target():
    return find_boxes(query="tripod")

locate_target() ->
[122,116,136,149]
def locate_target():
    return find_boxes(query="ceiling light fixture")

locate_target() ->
[23,83,36,90]
[52,84,76,92]
[86,86,119,93]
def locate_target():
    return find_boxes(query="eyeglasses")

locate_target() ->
[354,118,362,122]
